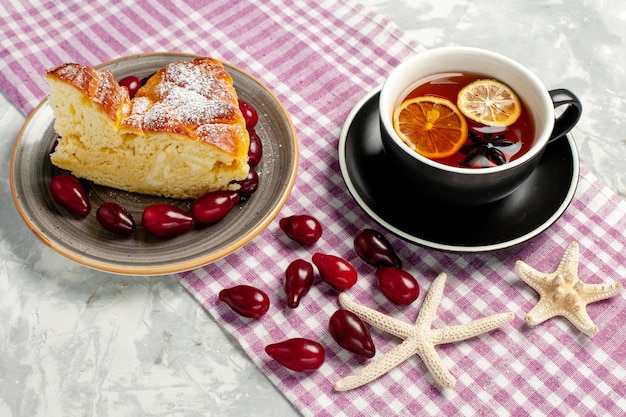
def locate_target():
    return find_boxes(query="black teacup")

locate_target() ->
[379,47,582,206]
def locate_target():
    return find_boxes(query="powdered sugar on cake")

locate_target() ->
[123,60,238,138]
[159,60,234,102]
[144,88,236,127]
[196,123,241,154]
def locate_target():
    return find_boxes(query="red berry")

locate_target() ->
[247,128,263,168]
[239,99,258,128]
[236,169,259,199]
[354,229,402,268]
[329,309,375,358]
[118,75,141,98]
[191,190,240,224]
[142,204,194,238]
[219,285,270,319]
[279,215,322,245]
[96,202,136,235]
[49,174,91,217]
[312,253,358,291]
[375,267,420,305]
[265,338,325,372]
[284,259,314,308]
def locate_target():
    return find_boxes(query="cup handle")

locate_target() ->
[548,89,582,143]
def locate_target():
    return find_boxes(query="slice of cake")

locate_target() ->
[46,57,250,199]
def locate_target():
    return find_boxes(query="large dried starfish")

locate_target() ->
[515,241,622,336]
[334,272,514,391]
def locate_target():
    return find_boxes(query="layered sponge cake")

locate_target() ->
[46,57,250,199]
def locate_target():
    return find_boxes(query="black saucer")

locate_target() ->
[338,89,580,252]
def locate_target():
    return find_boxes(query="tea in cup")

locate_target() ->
[379,47,582,205]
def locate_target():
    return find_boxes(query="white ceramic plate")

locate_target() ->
[10,53,298,275]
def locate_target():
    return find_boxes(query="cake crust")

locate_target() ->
[46,63,130,122]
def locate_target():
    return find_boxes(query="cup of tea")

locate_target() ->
[379,46,582,205]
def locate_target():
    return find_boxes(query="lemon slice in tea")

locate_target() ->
[392,96,468,159]
[457,79,521,127]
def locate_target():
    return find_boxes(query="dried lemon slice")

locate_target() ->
[392,96,468,159]
[457,79,521,126]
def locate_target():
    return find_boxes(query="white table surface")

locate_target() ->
[1,1,625,416]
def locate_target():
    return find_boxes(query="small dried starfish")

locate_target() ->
[515,241,622,336]
[334,272,514,391]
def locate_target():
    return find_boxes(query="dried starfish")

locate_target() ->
[334,272,514,390]
[515,241,622,336]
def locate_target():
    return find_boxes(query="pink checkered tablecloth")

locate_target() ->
[2,1,625,416]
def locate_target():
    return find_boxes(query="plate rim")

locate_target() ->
[9,52,299,275]
[339,87,580,253]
